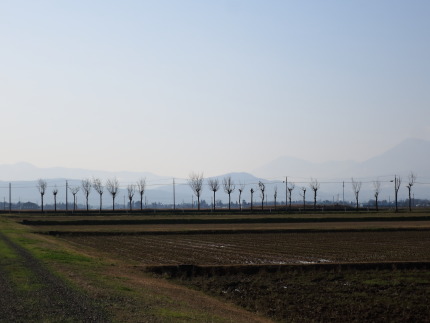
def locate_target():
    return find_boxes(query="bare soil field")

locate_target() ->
[59,230,430,265]
[22,220,430,234]
[151,264,430,322]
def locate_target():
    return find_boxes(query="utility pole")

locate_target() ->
[342,181,345,205]
[283,176,288,211]
[9,183,11,213]
[66,180,68,212]
[394,175,398,212]
[173,178,176,210]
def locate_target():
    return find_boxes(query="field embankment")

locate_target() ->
[0,214,274,322]
[0,231,108,322]
[4,211,430,322]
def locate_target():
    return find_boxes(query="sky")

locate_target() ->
[1,0,429,178]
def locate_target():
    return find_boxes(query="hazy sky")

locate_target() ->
[1,1,429,177]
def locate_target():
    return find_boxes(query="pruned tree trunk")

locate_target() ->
[408,187,412,212]
[375,195,379,211]
[313,193,316,211]
[213,191,216,210]
[251,191,254,210]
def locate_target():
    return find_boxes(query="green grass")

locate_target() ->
[152,307,225,322]
[0,238,43,292]
[35,249,93,264]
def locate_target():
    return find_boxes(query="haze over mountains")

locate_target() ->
[253,138,430,181]
[0,162,167,183]
[0,138,429,206]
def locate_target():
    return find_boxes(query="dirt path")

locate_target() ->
[0,232,108,322]
[0,265,28,322]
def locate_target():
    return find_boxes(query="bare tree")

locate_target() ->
[136,178,146,211]
[258,181,265,210]
[69,186,80,212]
[351,178,362,210]
[223,176,235,210]
[127,184,135,211]
[238,182,245,211]
[208,178,220,210]
[273,185,278,209]
[406,172,416,212]
[92,177,104,212]
[288,183,295,209]
[81,178,92,211]
[250,188,255,210]
[52,185,58,212]
[188,172,204,210]
[300,187,306,210]
[373,180,381,211]
[309,178,320,211]
[37,179,48,212]
[394,175,402,212]
[106,177,120,211]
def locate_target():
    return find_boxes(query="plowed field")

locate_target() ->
[61,230,430,265]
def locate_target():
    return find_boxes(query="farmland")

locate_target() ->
[2,211,430,321]
[58,231,430,265]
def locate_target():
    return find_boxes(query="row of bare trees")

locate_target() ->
[35,172,417,212]
[37,177,147,212]
[299,172,416,212]
[196,173,246,211]
[189,173,278,211]
[188,172,418,212]
[372,172,416,212]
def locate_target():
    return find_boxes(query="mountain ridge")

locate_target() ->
[253,138,430,180]
[1,138,429,205]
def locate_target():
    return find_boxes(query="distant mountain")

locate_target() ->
[253,138,430,180]
[252,156,358,179]
[252,138,430,201]
[0,162,167,183]
[1,138,429,206]
[349,138,430,178]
